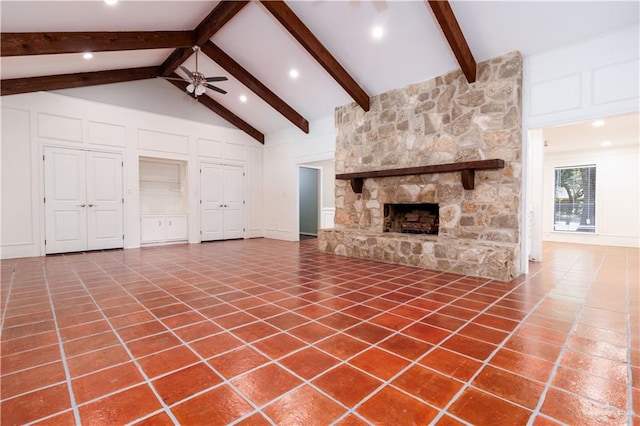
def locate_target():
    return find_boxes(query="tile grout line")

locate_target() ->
[63,261,182,426]
[625,249,634,424]
[525,249,607,426]
[88,255,274,426]
[330,272,540,425]
[41,262,82,426]
[0,263,17,332]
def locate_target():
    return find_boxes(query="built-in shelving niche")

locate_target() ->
[139,157,188,244]
[139,157,187,214]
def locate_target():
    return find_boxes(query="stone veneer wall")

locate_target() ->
[319,51,523,281]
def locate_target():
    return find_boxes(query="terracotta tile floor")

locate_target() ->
[1,239,638,425]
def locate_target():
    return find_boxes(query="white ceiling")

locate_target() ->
[1,1,639,136]
[543,112,640,154]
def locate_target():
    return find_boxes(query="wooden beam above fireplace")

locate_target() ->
[336,159,505,193]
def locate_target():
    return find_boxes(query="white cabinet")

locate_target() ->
[140,214,187,243]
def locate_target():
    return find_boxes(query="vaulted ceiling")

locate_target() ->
[1,1,638,144]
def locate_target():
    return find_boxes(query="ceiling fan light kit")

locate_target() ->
[165,45,228,98]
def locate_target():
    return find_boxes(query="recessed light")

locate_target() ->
[289,69,299,79]
[371,26,384,40]
[104,0,118,5]
[601,141,611,147]
[239,95,247,103]
[592,120,605,127]
[82,52,93,60]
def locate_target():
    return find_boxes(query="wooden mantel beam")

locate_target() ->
[1,66,160,96]
[201,41,309,134]
[1,31,194,57]
[336,159,505,192]
[166,74,264,144]
[260,0,370,112]
[427,0,477,83]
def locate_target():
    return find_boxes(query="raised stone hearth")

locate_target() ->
[319,51,523,281]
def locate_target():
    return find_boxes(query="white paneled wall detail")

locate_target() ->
[1,92,262,259]
[38,112,83,142]
[1,107,37,258]
[321,207,335,230]
[138,129,189,155]
[526,25,640,128]
[88,121,127,148]
[198,138,224,159]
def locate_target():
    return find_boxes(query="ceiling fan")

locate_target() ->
[163,46,228,97]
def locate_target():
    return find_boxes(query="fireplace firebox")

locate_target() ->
[383,203,439,235]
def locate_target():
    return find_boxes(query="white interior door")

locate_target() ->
[223,165,244,240]
[86,151,123,250]
[44,147,88,254]
[200,163,244,241]
[200,164,224,241]
[44,147,123,254]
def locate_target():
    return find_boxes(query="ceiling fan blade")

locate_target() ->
[179,65,194,80]
[205,84,227,94]
[159,76,187,82]
[205,76,228,82]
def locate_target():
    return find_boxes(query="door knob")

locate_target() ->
[77,204,86,208]
[219,204,224,207]
[88,203,97,207]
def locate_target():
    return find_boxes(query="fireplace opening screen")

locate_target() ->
[383,203,439,235]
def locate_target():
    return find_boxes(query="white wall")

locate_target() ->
[526,24,639,128]
[1,91,263,259]
[542,145,639,247]
[524,24,640,258]
[263,115,335,241]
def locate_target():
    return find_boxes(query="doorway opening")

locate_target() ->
[299,167,320,239]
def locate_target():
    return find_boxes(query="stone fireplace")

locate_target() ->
[318,51,523,281]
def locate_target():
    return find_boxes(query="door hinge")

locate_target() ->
[243,228,245,232]
[123,235,125,240]
[199,169,202,173]
[121,161,124,167]
[243,172,245,177]
[200,230,202,235]
[43,155,45,161]
[122,198,124,203]
[43,197,46,203]
[199,200,202,204]
[44,239,47,245]
[243,200,245,205]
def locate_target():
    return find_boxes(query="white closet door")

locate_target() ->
[44,147,88,254]
[223,165,245,240]
[86,151,124,250]
[200,164,224,241]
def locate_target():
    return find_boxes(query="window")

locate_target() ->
[554,165,596,233]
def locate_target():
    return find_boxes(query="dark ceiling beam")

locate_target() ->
[201,41,309,134]
[427,0,477,83]
[260,1,370,112]
[1,66,160,96]
[160,1,248,76]
[1,31,194,57]
[167,74,264,144]
[194,1,249,46]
